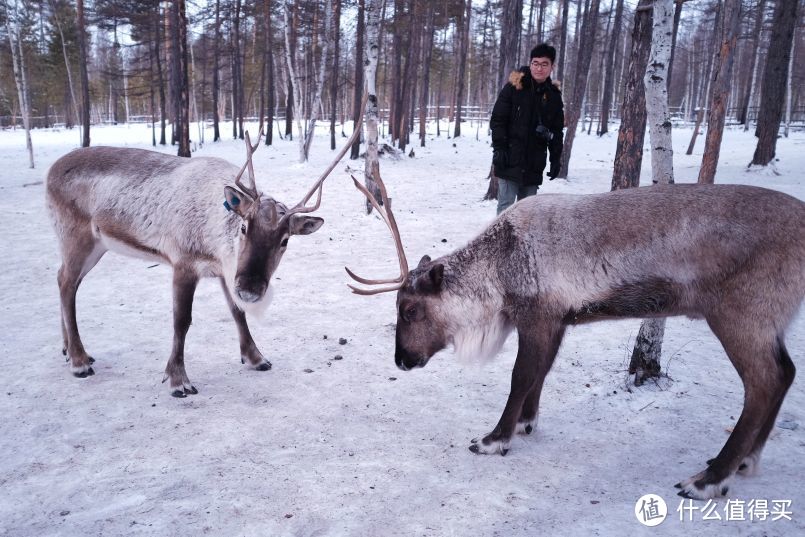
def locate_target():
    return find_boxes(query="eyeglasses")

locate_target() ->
[530,61,552,70]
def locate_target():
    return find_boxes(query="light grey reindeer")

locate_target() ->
[347,176,804,501]
[47,108,363,397]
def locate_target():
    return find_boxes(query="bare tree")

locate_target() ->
[612,0,652,191]
[419,0,436,147]
[738,0,766,128]
[598,0,624,136]
[498,0,524,84]
[77,0,90,147]
[629,0,674,386]
[4,0,34,168]
[698,0,741,184]
[330,0,342,150]
[751,0,799,166]
[557,0,601,179]
[453,0,472,137]
[350,0,365,159]
[212,0,222,142]
[364,0,382,214]
[174,0,190,157]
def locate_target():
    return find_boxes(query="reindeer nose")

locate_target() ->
[395,347,423,371]
[235,277,267,303]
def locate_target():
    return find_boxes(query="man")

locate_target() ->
[490,43,564,214]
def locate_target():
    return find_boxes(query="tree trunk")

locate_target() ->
[213,0,221,141]
[611,0,652,191]
[557,0,601,179]
[599,0,624,136]
[364,0,382,214]
[330,0,342,150]
[283,0,304,147]
[5,4,34,167]
[77,0,91,147]
[738,0,766,127]
[498,0,524,85]
[751,0,798,166]
[666,0,684,92]
[350,0,366,159]
[176,0,191,157]
[453,0,472,138]
[630,0,674,386]
[300,0,333,161]
[263,0,275,146]
[557,0,570,82]
[685,4,720,155]
[155,4,167,146]
[698,0,741,184]
[49,0,80,135]
[419,0,436,147]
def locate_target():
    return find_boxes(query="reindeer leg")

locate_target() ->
[164,268,199,397]
[516,326,565,435]
[677,317,792,500]
[219,278,271,371]
[470,321,564,455]
[58,233,106,377]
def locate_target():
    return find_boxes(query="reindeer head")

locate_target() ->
[345,171,450,370]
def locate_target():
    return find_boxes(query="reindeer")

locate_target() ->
[47,102,364,397]
[347,175,804,501]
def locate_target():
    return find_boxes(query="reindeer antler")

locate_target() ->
[232,128,265,200]
[280,91,369,223]
[345,167,410,295]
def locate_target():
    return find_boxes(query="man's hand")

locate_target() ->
[492,148,509,169]
[548,162,561,180]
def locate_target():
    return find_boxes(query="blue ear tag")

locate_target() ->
[223,196,240,212]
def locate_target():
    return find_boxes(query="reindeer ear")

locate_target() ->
[224,186,256,218]
[289,215,324,236]
[418,255,432,267]
[417,263,444,293]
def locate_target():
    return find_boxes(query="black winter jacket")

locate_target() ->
[490,68,564,186]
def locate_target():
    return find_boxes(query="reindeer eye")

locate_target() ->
[240,224,247,235]
[403,304,418,322]
[280,238,288,247]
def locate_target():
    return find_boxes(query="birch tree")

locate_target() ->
[363,0,382,214]
[698,0,741,184]
[4,0,34,168]
[629,0,674,386]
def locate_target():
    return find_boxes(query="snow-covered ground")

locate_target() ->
[0,120,803,536]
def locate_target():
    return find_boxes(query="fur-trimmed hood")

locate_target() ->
[508,68,562,92]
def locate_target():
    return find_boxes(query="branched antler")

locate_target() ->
[280,91,369,223]
[345,167,410,295]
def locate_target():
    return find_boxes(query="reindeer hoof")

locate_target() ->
[255,361,272,371]
[88,356,95,364]
[171,389,187,398]
[62,348,67,356]
[186,385,198,395]
[73,367,95,378]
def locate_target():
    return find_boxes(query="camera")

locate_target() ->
[535,124,553,144]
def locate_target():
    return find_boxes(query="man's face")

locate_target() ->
[530,57,553,84]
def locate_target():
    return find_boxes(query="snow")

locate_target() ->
[1,120,803,536]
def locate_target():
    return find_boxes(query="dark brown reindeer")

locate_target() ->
[47,100,364,397]
[347,174,804,500]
